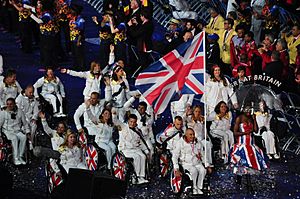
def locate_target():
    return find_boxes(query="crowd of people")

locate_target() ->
[0,0,300,197]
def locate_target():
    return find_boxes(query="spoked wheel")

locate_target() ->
[159,151,172,177]
[111,152,126,181]
[84,144,99,171]
[170,169,184,195]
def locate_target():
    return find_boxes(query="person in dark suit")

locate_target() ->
[264,51,284,94]
[127,9,154,71]
[206,33,220,74]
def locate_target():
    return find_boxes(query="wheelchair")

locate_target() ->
[79,130,109,172]
[0,132,12,164]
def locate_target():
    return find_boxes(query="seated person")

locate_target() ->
[74,78,112,135]
[124,94,155,160]
[0,98,30,165]
[255,100,280,159]
[172,128,206,195]
[33,67,66,117]
[156,116,185,154]
[86,107,116,169]
[114,113,149,184]
[209,101,234,162]
[58,130,88,173]
[186,105,213,168]
[0,68,22,107]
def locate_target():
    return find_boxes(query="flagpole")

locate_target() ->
[203,31,207,168]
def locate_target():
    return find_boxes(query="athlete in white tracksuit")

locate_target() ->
[255,100,279,159]
[15,85,39,141]
[0,98,30,165]
[172,128,206,195]
[86,108,116,168]
[114,113,149,184]
[170,94,194,122]
[0,70,22,107]
[124,96,155,159]
[209,108,234,161]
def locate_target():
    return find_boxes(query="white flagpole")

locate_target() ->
[202,31,207,168]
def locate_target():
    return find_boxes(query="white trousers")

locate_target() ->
[97,141,116,168]
[211,130,234,156]
[43,93,63,113]
[261,130,277,154]
[183,163,207,191]
[200,139,213,167]
[4,131,26,160]
[121,149,146,177]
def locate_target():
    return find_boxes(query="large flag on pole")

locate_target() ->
[135,31,205,114]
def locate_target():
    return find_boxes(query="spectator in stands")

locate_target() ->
[282,24,300,65]
[0,68,22,107]
[230,24,245,67]
[206,33,220,73]
[205,7,224,36]
[258,33,275,71]
[232,54,251,78]
[275,39,289,79]
[0,98,30,165]
[241,31,259,67]
[185,19,196,36]
[69,4,85,70]
[127,9,154,70]
[227,11,238,31]
[168,0,198,20]
[58,130,88,173]
[219,18,237,77]
[108,15,128,65]
[60,61,103,101]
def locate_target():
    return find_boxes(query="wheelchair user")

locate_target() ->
[172,128,207,195]
[114,113,149,184]
[58,130,88,173]
[0,98,30,165]
[156,116,185,154]
[85,106,116,169]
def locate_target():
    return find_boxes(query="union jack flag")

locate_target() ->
[135,32,205,114]
[112,153,126,180]
[79,132,87,148]
[47,162,63,193]
[160,153,170,177]
[85,144,98,171]
[171,170,182,193]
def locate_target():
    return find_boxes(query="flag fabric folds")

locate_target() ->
[135,31,205,114]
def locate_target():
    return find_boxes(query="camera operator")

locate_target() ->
[0,98,30,165]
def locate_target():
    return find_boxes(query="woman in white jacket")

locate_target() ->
[255,100,280,159]
[210,101,234,162]
[33,67,65,117]
[58,130,87,173]
[205,65,237,115]
[86,107,116,168]
[60,61,102,101]
[172,128,206,195]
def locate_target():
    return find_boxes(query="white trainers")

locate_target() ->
[192,189,198,195]
[19,158,26,165]
[137,177,149,184]
[267,154,273,160]
[274,154,280,159]
[14,158,22,166]
[197,189,204,195]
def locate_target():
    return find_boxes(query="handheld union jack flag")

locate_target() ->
[171,170,182,193]
[135,32,205,114]
[47,162,63,193]
[85,144,98,171]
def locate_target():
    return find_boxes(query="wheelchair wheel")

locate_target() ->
[170,169,184,195]
[111,152,126,181]
[159,151,172,177]
[84,144,99,171]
